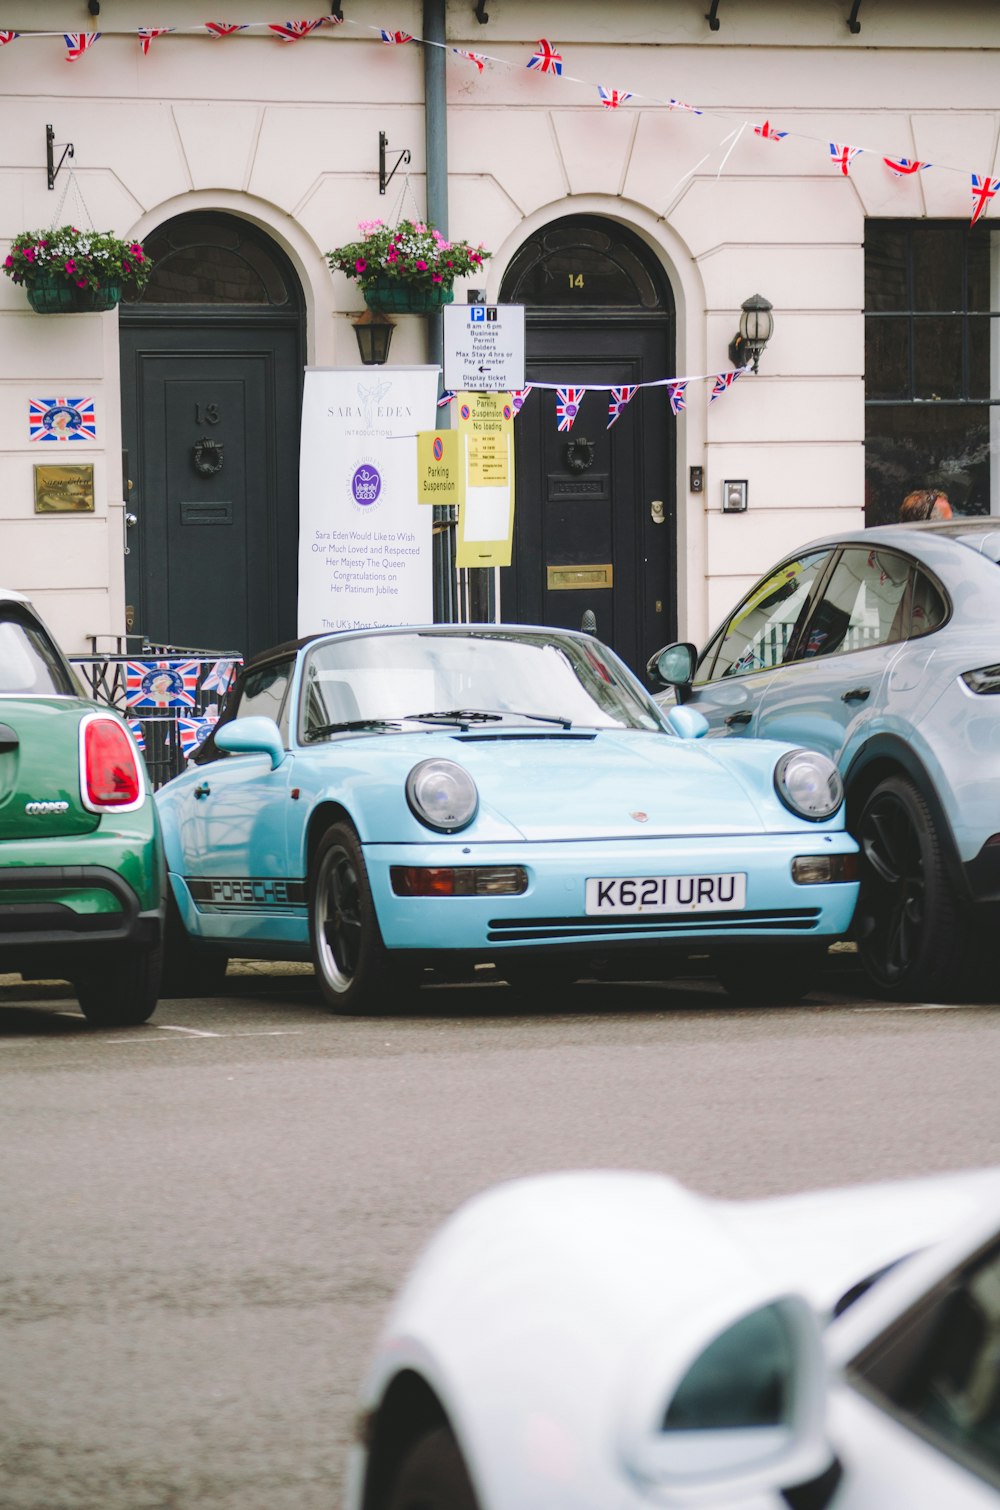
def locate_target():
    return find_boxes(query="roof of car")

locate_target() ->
[238,622,597,676]
[866,518,1000,563]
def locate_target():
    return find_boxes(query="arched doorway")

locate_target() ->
[119,212,306,659]
[499,215,675,679]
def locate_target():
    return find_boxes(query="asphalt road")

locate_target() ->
[2,960,999,1510]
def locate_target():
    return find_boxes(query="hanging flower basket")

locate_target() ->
[363,280,455,315]
[327,219,490,315]
[27,273,123,315]
[3,226,151,314]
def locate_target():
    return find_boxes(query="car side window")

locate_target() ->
[702,551,832,682]
[236,659,294,741]
[849,1235,1000,1488]
[798,548,911,660]
[0,608,77,696]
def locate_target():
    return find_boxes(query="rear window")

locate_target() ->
[0,608,78,696]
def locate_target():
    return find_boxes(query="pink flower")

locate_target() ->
[129,243,144,261]
[386,248,398,263]
[76,278,87,288]
[64,258,77,274]
[471,253,482,264]
[432,273,442,284]
[355,257,367,274]
[3,255,12,269]
[22,247,35,263]
[415,259,428,271]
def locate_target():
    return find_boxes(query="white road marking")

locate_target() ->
[155,1024,223,1037]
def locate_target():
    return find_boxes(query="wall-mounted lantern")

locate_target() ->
[353,308,395,365]
[728,294,774,373]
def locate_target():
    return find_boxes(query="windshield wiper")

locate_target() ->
[501,711,574,728]
[405,709,505,726]
[304,718,403,740]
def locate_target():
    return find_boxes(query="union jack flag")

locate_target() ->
[176,713,218,757]
[510,386,532,415]
[668,98,702,115]
[754,120,787,142]
[204,22,247,37]
[710,370,744,402]
[0,31,19,45]
[829,142,862,176]
[555,387,585,432]
[200,658,240,695]
[128,721,145,752]
[527,39,562,75]
[883,156,929,177]
[598,85,632,110]
[667,381,688,416]
[29,397,97,443]
[380,29,413,43]
[269,20,324,41]
[64,32,100,61]
[125,661,202,710]
[437,390,455,408]
[452,48,486,71]
[138,27,173,54]
[607,386,637,428]
[971,173,999,228]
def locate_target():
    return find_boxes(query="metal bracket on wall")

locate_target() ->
[474,1,489,21]
[379,130,411,196]
[329,2,343,17]
[46,125,74,191]
[705,0,721,30]
[847,0,862,31]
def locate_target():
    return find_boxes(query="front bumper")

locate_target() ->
[365,832,859,955]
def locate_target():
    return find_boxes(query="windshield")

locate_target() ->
[298,630,665,739]
[0,607,78,696]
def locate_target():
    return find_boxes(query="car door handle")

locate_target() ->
[194,782,211,799]
[725,710,753,726]
[841,687,871,703]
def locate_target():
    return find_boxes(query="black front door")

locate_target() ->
[119,213,304,660]
[499,217,675,680]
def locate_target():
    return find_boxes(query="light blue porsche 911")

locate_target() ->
[154,624,859,1010]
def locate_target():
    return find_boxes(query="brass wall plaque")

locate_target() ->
[33,463,95,513]
[546,563,613,591]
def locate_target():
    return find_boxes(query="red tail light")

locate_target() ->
[82,717,143,809]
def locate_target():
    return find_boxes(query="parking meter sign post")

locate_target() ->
[443,305,526,393]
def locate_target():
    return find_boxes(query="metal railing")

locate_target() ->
[71,637,242,789]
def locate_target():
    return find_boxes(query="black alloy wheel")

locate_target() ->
[384,1425,481,1510]
[309,821,394,1013]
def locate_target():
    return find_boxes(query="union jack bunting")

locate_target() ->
[883,157,929,177]
[64,32,100,60]
[176,714,218,757]
[200,658,240,695]
[829,142,862,175]
[510,386,532,415]
[527,39,562,75]
[709,370,744,402]
[666,381,688,416]
[437,390,456,408]
[269,20,324,41]
[754,121,787,142]
[380,29,413,43]
[555,387,585,432]
[452,48,486,71]
[970,173,999,228]
[0,31,19,45]
[29,397,97,443]
[204,22,247,36]
[125,661,202,710]
[138,27,174,54]
[668,98,702,114]
[597,85,632,110]
[128,721,146,752]
[607,386,638,428]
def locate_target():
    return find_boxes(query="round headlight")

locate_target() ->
[406,758,479,832]
[774,750,844,821]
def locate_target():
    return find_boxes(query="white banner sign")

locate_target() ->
[298,366,439,634]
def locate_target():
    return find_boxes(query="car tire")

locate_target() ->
[384,1425,481,1510]
[73,943,162,1027]
[715,945,826,1005]
[160,890,229,998]
[309,821,395,1014]
[855,774,968,1000]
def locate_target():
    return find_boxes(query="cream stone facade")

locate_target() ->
[0,1,997,662]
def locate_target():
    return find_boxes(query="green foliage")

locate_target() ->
[326,219,490,291]
[2,226,153,293]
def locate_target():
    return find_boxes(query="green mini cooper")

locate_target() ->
[0,588,164,1026]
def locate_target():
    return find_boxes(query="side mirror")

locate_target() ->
[647,642,697,697]
[667,705,709,740]
[619,1295,835,1507]
[214,716,286,770]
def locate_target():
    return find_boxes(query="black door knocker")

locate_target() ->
[192,437,224,477]
[564,435,595,474]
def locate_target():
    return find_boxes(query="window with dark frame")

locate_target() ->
[865,221,1000,524]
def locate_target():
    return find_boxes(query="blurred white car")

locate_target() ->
[346,1167,1000,1509]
